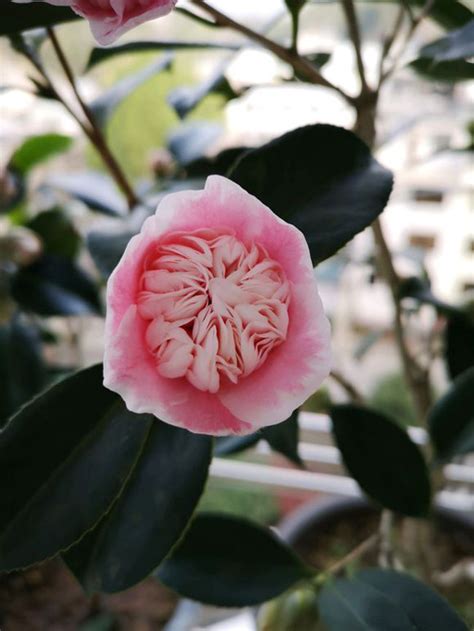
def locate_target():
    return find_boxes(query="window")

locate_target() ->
[408,234,436,250]
[411,189,444,204]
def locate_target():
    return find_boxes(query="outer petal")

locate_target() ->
[88,0,176,46]
[103,216,250,436]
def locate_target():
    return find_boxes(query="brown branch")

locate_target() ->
[47,27,139,210]
[330,370,364,404]
[372,218,432,420]
[377,4,405,87]
[340,0,369,92]
[325,533,380,577]
[189,0,353,103]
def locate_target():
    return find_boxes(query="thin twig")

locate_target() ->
[340,0,369,92]
[378,510,395,568]
[330,370,364,404]
[377,4,405,86]
[47,27,139,210]
[189,0,353,102]
[325,533,380,577]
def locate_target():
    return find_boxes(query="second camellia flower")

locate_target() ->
[104,176,331,435]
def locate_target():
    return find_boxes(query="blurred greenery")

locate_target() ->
[87,51,227,180]
[369,372,418,427]
[198,478,280,525]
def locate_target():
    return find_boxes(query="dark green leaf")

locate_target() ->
[229,125,393,265]
[157,513,311,606]
[410,57,474,82]
[64,422,212,593]
[398,276,459,317]
[90,54,173,128]
[330,404,431,516]
[214,433,260,456]
[87,40,240,70]
[47,171,127,216]
[184,146,250,178]
[26,208,80,259]
[418,20,474,62]
[445,311,474,379]
[262,411,303,466]
[0,314,46,427]
[9,134,72,175]
[167,122,222,166]
[1,4,78,36]
[11,254,102,316]
[168,56,237,120]
[86,230,135,278]
[214,412,302,465]
[318,569,468,631]
[0,364,152,571]
[428,367,474,462]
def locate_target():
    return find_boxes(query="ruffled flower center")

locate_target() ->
[137,229,290,393]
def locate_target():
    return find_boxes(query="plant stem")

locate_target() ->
[190,0,353,103]
[340,0,369,93]
[325,533,380,577]
[330,370,364,404]
[46,27,139,210]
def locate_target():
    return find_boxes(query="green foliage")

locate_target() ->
[0,365,151,571]
[410,58,474,83]
[258,585,319,631]
[428,367,474,462]
[12,254,102,316]
[0,315,46,427]
[157,513,312,606]
[88,52,227,179]
[229,124,393,265]
[26,208,80,259]
[64,420,212,593]
[418,20,474,62]
[330,404,431,516]
[445,309,474,379]
[9,134,73,175]
[198,479,279,525]
[0,3,77,36]
[318,569,469,631]
[369,372,417,427]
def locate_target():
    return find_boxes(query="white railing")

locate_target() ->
[210,412,474,512]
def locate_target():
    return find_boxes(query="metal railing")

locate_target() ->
[210,412,474,512]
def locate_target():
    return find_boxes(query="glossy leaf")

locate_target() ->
[64,422,212,593]
[157,513,311,606]
[318,569,468,631]
[330,404,431,516]
[398,277,459,317]
[0,315,46,427]
[26,208,81,259]
[47,172,127,216]
[90,54,173,128]
[418,20,474,62]
[168,56,236,119]
[87,40,240,70]
[12,254,101,316]
[0,364,152,571]
[262,411,303,467]
[167,122,222,166]
[428,367,474,462]
[1,3,77,36]
[229,125,393,264]
[9,134,73,175]
[184,146,250,178]
[445,311,474,379]
[215,412,302,466]
[86,230,135,278]
[410,57,474,82]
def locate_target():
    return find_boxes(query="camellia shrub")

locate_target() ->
[1,0,473,629]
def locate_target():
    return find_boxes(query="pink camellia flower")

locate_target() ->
[13,0,176,45]
[104,176,331,436]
